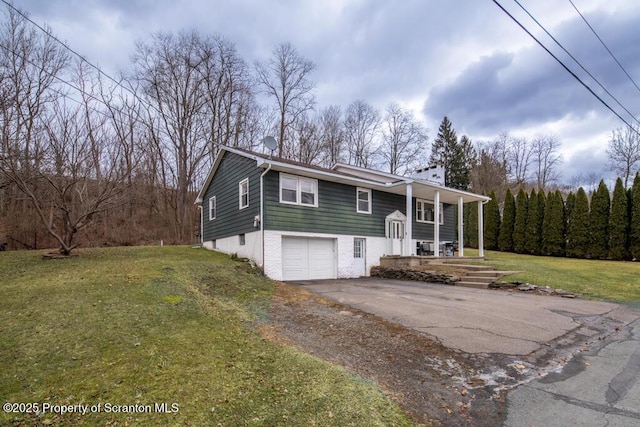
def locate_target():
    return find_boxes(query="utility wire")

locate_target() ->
[568,0,640,95]
[1,0,169,127]
[492,0,640,135]
[0,41,147,125]
[513,0,640,127]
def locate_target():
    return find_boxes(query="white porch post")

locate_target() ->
[458,196,464,257]
[477,200,485,257]
[405,182,413,256]
[434,190,440,257]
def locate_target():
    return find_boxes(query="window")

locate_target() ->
[209,196,216,220]
[239,178,249,209]
[416,200,444,224]
[239,234,245,246]
[279,173,318,207]
[356,188,371,214]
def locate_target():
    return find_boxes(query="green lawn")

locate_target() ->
[0,246,413,426]
[463,249,640,303]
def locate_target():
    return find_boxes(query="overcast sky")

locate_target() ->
[16,0,640,185]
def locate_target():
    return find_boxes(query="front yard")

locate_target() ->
[466,249,640,303]
[0,246,412,426]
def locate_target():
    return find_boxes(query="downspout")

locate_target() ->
[260,163,272,269]
[198,205,203,245]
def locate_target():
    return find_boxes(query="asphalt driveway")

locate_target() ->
[292,278,640,426]
[293,278,633,355]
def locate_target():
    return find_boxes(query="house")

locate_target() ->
[195,146,490,281]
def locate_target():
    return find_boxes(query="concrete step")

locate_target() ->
[462,276,496,283]
[467,270,503,278]
[435,263,496,271]
[455,281,490,289]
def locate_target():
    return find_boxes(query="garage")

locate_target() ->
[282,236,337,280]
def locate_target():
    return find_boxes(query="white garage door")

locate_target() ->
[282,237,337,281]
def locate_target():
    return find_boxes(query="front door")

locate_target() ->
[353,238,366,277]
[390,220,404,255]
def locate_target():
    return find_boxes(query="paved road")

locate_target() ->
[293,278,640,427]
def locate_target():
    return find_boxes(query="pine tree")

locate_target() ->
[513,188,528,253]
[589,180,610,259]
[566,187,590,258]
[484,191,501,250]
[429,116,475,190]
[524,189,538,254]
[628,173,640,259]
[609,178,630,260]
[542,191,566,256]
[499,188,515,252]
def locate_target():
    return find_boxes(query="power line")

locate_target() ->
[513,0,640,127]
[0,41,143,124]
[0,0,168,126]
[492,0,640,135]
[568,0,640,95]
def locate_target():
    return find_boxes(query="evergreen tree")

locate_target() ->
[542,191,566,256]
[565,191,576,222]
[609,178,630,260]
[566,187,590,258]
[498,188,515,252]
[513,188,528,253]
[631,173,640,259]
[589,180,610,259]
[429,116,475,190]
[530,190,546,255]
[484,191,501,250]
[464,202,478,248]
[524,189,538,254]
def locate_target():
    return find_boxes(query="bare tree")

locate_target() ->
[471,139,508,196]
[289,113,322,165]
[379,102,427,175]
[532,133,563,190]
[607,124,640,187]
[344,100,380,168]
[318,105,343,167]
[2,60,131,255]
[255,42,316,157]
[504,132,533,186]
[132,30,212,241]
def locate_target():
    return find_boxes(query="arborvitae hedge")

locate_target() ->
[542,190,566,256]
[513,188,528,253]
[484,191,501,250]
[464,202,478,248]
[499,188,515,252]
[589,180,610,259]
[629,173,640,259]
[565,191,576,222]
[524,189,538,254]
[609,178,630,260]
[525,190,546,255]
[566,187,590,258]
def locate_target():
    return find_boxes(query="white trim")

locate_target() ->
[434,191,440,258]
[458,196,464,257]
[239,178,249,210]
[405,183,413,256]
[208,196,217,220]
[416,199,444,225]
[356,187,372,214]
[278,172,318,207]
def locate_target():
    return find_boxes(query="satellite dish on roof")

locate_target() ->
[262,136,277,158]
